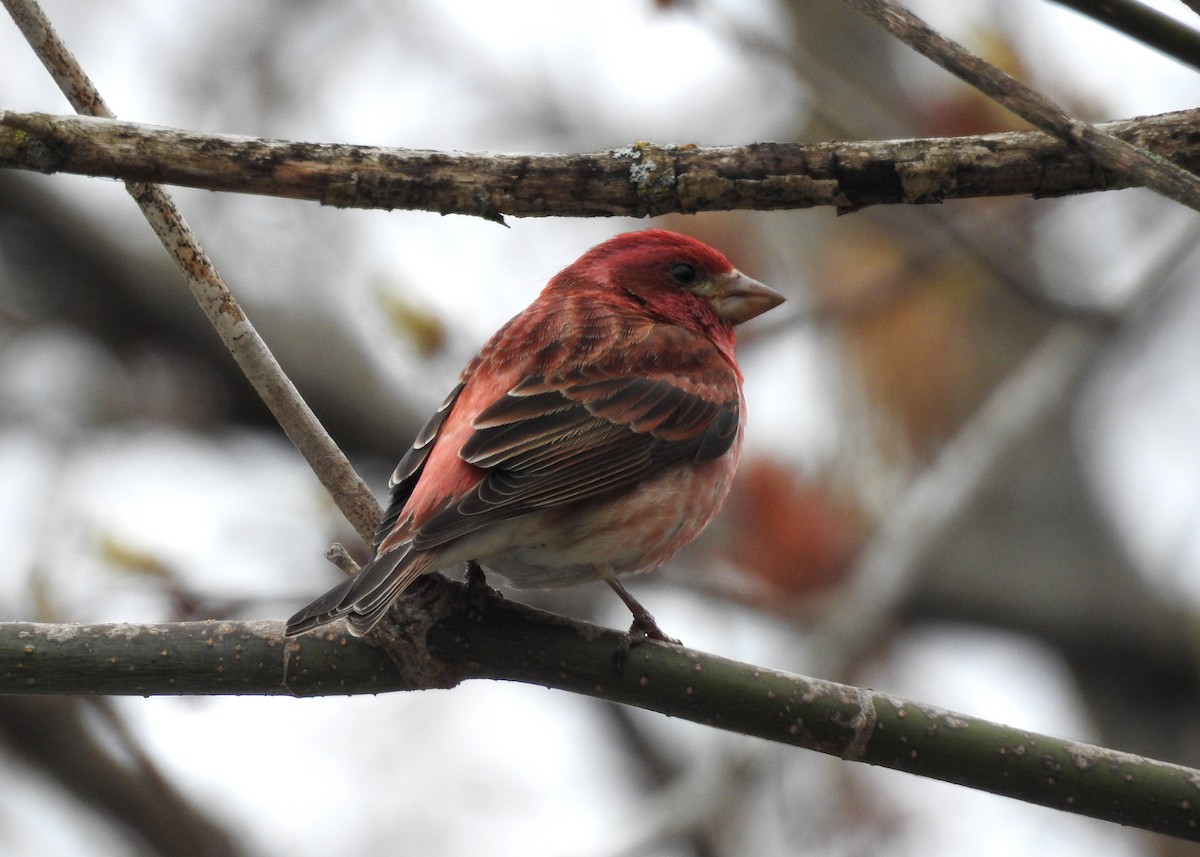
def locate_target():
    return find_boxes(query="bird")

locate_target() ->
[285,229,785,641]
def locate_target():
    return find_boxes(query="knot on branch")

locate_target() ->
[363,574,471,690]
[612,141,682,216]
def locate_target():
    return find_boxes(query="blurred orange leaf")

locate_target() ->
[726,458,863,602]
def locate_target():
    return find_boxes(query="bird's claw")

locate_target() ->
[463,560,501,613]
[627,614,680,646]
[613,615,681,671]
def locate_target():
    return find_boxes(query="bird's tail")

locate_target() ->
[284,547,432,637]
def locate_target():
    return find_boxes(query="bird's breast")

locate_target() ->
[469,442,741,589]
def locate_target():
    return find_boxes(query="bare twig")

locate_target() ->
[323,543,360,576]
[841,0,1200,213]
[2,0,381,543]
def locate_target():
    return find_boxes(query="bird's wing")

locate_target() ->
[406,335,741,551]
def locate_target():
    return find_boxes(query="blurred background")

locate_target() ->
[3,0,1200,855]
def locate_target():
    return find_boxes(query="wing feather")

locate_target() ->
[373,382,464,549]
[409,346,740,550]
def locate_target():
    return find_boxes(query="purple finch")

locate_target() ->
[286,229,784,640]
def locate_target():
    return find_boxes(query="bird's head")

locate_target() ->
[563,230,785,338]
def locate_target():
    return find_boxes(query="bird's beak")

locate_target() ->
[709,270,786,325]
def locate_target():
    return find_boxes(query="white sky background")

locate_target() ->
[1,0,1198,855]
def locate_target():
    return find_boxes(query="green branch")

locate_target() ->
[2,576,1198,841]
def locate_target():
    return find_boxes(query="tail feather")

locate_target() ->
[284,547,431,637]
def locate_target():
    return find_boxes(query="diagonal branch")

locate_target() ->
[809,325,1104,678]
[3,109,1200,218]
[2,0,381,543]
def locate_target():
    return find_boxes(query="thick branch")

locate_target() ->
[4,110,1200,218]
[2,580,1199,842]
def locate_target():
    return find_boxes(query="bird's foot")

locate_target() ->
[606,578,680,669]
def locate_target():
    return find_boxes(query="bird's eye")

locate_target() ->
[669,263,698,286]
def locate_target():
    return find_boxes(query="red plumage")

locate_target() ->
[286,229,784,639]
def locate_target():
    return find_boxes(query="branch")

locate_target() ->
[842,0,1200,214]
[1047,0,1200,71]
[2,582,1200,843]
[3,110,1200,218]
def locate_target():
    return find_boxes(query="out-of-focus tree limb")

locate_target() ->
[1,586,1200,844]
[0,697,247,857]
[1047,0,1200,71]
[3,110,1200,219]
